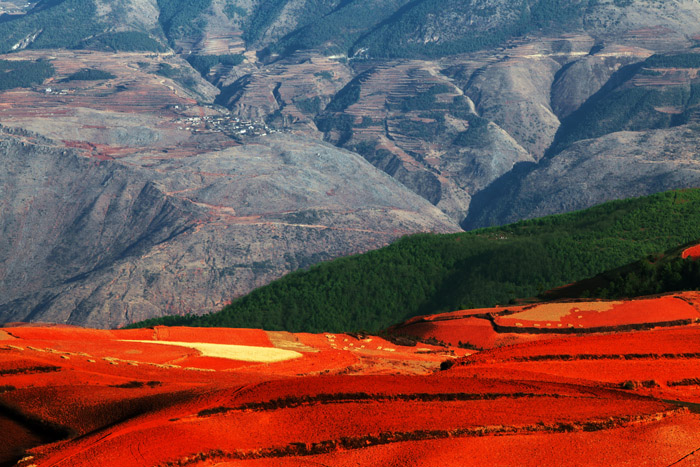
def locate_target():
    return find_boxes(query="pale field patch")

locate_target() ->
[120,340,303,363]
[0,330,15,340]
[509,301,622,321]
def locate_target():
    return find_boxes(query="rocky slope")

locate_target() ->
[209,0,700,224]
[464,126,700,229]
[2,0,700,326]
[464,48,700,229]
[0,128,458,328]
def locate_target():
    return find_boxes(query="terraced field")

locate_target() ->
[2,318,700,466]
[391,291,700,349]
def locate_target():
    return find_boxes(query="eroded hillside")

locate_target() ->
[2,0,700,326]
[0,123,457,328]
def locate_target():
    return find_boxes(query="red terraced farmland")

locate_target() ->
[1,384,192,436]
[393,315,547,348]
[27,381,675,467]
[470,359,700,387]
[267,412,700,467]
[455,327,700,401]
[392,293,700,351]
[495,295,700,330]
[3,322,700,467]
[462,327,700,361]
[0,415,47,466]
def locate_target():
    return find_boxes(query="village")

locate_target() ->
[172,105,278,140]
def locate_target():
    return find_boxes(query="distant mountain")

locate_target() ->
[210,1,700,224]
[0,0,165,53]
[464,120,700,229]
[131,189,700,333]
[1,0,699,227]
[3,0,700,327]
[0,128,457,328]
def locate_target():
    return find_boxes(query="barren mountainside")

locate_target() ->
[0,128,457,328]
[1,0,700,326]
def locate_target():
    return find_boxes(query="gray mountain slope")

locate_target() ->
[463,126,700,229]
[0,130,458,327]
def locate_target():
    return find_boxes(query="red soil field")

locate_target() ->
[682,243,700,259]
[0,415,46,464]
[464,327,700,360]
[495,295,700,329]
[2,321,700,466]
[396,316,550,349]
[392,292,700,348]
[455,327,700,403]
[33,395,672,467]
[229,413,700,467]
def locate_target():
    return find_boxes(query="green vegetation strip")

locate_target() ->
[109,380,162,389]
[131,189,700,333]
[80,32,166,52]
[491,319,699,335]
[197,392,566,416]
[0,365,61,376]
[667,379,700,387]
[64,68,115,81]
[545,249,700,301]
[161,412,679,465]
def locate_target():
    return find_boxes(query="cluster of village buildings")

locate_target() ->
[174,111,278,139]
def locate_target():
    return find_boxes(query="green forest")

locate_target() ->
[543,242,700,300]
[0,0,102,52]
[0,0,169,53]
[0,59,54,91]
[253,0,601,59]
[350,0,599,59]
[267,0,406,57]
[157,0,211,42]
[80,32,166,52]
[242,0,292,44]
[63,68,115,81]
[0,0,653,59]
[582,255,700,299]
[130,189,700,333]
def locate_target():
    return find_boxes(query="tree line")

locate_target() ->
[130,189,700,333]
